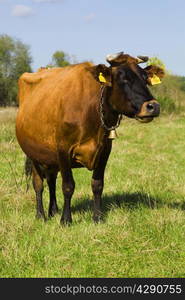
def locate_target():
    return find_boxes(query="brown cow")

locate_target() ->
[16,52,164,225]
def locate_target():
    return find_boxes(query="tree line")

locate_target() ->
[0,34,166,107]
[0,34,71,106]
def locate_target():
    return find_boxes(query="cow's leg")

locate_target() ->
[60,167,75,225]
[32,164,46,220]
[91,140,112,223]
[46,171,58,218]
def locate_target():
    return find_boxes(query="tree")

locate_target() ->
[0,34,32,106]
[51,51,70,67]
[0,73,7,106]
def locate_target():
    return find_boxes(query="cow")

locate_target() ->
[16,52,165,225]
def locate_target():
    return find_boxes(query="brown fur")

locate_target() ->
[16,63,105,170]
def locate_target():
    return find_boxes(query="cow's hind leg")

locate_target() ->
[32,163,46,220]
[60,167,75,225]
[91,140,112,223]
[46,171,58,218]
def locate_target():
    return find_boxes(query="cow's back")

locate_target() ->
[16,63,100,166]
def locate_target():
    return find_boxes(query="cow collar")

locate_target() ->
[99,85,122,138]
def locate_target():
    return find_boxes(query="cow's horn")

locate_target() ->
[137,56,149,63]
[106,51,124,62]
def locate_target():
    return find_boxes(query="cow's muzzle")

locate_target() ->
[135,100,160,123]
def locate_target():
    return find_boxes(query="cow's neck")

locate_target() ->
[99,85,122,132]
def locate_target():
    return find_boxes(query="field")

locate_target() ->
[0,107,185,278]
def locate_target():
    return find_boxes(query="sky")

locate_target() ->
[0,0,185,75]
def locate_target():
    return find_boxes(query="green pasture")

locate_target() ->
[0,108,185,277]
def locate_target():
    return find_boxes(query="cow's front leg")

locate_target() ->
[91,139,112,223]
[91,177,104,223]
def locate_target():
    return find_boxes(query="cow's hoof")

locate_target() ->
[93,214,103,224]
[60,216,72,226]
[36,213,47,222]
[48,206,59,218]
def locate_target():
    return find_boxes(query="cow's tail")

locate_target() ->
[25,156,33,191]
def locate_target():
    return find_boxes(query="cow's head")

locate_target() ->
[90,52,165,123]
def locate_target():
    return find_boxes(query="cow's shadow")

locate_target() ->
[70,191,185,221]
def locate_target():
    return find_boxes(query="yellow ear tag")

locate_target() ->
[150,74,161,85]
[99,72,107,83]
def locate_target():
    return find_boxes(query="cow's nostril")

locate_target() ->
[146,103,154,112]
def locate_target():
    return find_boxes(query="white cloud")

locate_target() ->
[12,5,34,17]
[84,13,96,22]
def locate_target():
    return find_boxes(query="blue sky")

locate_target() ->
[0,0,185,75]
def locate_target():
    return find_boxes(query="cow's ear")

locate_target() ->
[144,65,165,86]
[89,64,112,86]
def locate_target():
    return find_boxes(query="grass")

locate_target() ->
[0,107,185,278]
[150,74,185,114]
